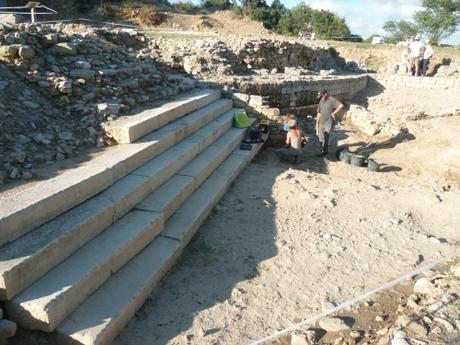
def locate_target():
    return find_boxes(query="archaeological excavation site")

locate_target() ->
[0,1,459,345]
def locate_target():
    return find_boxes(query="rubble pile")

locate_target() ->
[0,23,196,183]
[150,36,347,78]
[435,62,459,78]
[269,261,460,345]
[344,104,407,137]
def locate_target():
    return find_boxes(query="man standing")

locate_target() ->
[409,34,423,76]
[422,39,433,76]
[316,90,343,156]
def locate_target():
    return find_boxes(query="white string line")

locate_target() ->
[248,255,456,345]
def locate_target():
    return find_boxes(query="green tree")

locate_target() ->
[275,4,350,38]
[276,3,313,35]
[200,0,232,10]
[414,0,460,44]
[310,9,350,39]
[262,0,286,29]
[383,20,419,43]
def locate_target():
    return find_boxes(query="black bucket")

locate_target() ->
[368,158,381,172]
[339,150,352,164]
[350,154,365,167]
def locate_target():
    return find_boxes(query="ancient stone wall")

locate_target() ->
[230,75,369,117]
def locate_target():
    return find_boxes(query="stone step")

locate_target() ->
[0,96,230,249]
[104,88,221,144]
[55,138,265,345]
[136,126,250,219]
[5,125,249,332]
[0,106,237,301]
[6,211,163,332]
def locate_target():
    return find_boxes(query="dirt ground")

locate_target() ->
[150,10,270,36]
[110,85,460,345]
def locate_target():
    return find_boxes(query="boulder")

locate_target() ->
[57,79,73,94]
[345,104,381,136]
[18,45,35,60]
[290,333,309,345]
[0,45,19,59]
[97,102,121,115]
[318,317,352,332]
[0,319,16,339]
[413,278,443,296]
[436,63,459,78]
[49,42,77,55]
[69,69,95,81]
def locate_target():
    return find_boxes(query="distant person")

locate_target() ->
[276,118,307,164]
[422,39,433,76]
[401,46,410,74]
[316,90,344,156]
[409,34,423,76]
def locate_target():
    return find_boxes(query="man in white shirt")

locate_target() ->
[409,35,423,76]
[422,39,433,76]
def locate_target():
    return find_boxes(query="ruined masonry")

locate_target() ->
[0,87,265,345]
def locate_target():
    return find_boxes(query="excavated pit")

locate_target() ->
[1,22,460,345]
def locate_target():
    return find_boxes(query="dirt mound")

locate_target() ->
[146,10,270,36]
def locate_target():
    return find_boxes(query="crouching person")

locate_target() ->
[275,119,307,164]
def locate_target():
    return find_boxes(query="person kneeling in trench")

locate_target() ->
[316,89,344,156]
[275,119,307,164]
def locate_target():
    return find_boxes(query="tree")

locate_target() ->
[414,0,460,44]
[276,3,313,35]
[310,10,350,39]
[383,20,419,43]
[266,0,287,29]
[200,0,232,10]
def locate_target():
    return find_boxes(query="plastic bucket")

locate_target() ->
[350,154,365,167]
[340,150,352,164]
[368,158,381,172]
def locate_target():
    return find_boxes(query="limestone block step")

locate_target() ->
[6,210,163,332]
[56,236,182,345]
[162,149,259,246]
[5,122,249,333]
[105,88,221,143]
[137,126,250,219]
[55,138,265,345]
[0,97,231,249]
[0,107,237,301]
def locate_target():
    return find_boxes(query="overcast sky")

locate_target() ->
[261,0,459,44]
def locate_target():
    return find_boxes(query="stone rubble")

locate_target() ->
[343,104,407,137]
[268,261,460,345]
[0,23,197,183]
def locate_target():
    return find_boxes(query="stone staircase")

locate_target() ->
[0,88,264,345]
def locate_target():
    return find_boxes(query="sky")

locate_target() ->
[272,0,460,44]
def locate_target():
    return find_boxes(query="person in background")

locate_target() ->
[401,46,410,74]
[316,90,343,156]
[409,34,423,76]
[422,39,433,76]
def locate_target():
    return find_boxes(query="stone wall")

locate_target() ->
[230,75,369,118]
[370,74,460,90]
